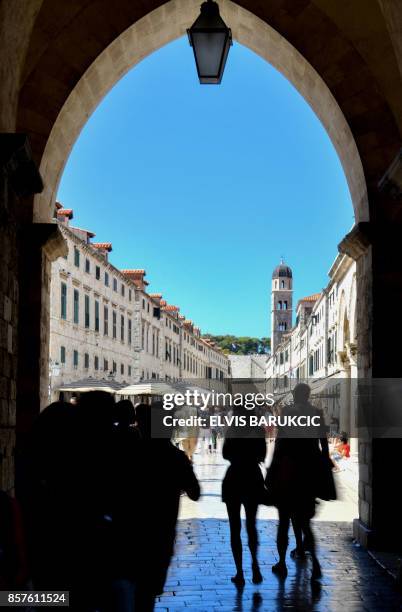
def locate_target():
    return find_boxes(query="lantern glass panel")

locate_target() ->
[191,31,227,80]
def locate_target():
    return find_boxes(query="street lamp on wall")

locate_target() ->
[187,0,232,84]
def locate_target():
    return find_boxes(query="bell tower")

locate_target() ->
[271,259,293,353]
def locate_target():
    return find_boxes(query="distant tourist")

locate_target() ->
[331,435,351,471]
[173,403,199,462]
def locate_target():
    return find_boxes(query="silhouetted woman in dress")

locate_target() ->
[222,406,266,586]
[266,383,336,581]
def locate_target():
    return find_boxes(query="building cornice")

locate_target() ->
[338,222,371,261]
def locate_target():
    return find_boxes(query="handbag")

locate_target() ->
[260,463,276,506]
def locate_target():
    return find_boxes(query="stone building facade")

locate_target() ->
[49,206,229,399]
[266,256,357,449]
[228,354,267,379]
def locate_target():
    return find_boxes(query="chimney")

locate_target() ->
[121,269,148,290]
[149,293,162,305]
[163,304,180,318]
[184,319,194,332]
[56,207,73,226]
[92,242,112,261]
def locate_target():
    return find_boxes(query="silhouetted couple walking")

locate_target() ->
[222,383,336,585]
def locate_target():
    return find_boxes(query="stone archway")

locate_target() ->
[1,0,402,549]
[32,0,369,226]
[28,0,374,548]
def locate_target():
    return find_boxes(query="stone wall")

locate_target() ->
[0,169,19,493]
[229,354,267,378]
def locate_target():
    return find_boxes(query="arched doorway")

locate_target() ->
[1,0,402,551]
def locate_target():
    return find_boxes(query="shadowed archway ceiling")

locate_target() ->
[17,0,402,195]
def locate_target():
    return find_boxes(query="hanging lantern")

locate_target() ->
[187,0,232,84]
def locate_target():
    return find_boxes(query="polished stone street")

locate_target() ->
[154,443,402,611]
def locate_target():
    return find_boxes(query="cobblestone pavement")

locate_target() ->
[154,444,402,611]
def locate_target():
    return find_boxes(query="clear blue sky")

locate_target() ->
[58,36,354,339]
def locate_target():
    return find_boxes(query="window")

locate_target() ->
[95,265,100,280]
[84,353,89,369]
[142,299,145,310]
[121,363,124,375]
[61,282,67,319]
[94,355,99,370]
[128,319,132,344]
[121,315,125,342]
[284,301,288,310]
[73,289,79,324]
[281,280,285,289]
[60,346,66,364]
[73,350,79,368]
[74,247,80,268]
[85,295,90,328]
[103,358,108,372]
[141,324,144,349]
[104,306,109,335]
[277,301,282,310]
[105,271,109,287]
[85,258,90,273]
[95,300,100,332]
[129,289,132,301]
[113,310,117,339]
[128,365,132,377]
[113,361,117,373]
[121,284,125,297]
[113,277,117,292]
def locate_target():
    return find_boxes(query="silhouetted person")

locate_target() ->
[72,391,120,609]
[133,402,200,610]
[20,401,79,594]
[222,406,266,587]
[113,399,136,429]
[21,393,147,611]
[266,383,335,580]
